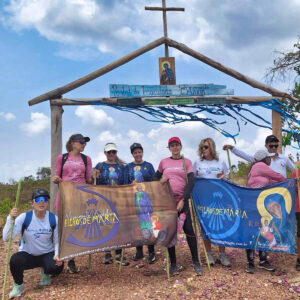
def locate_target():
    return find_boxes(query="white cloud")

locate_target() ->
[75,106,114,127]
[20,112,50,136]
[0,112,16,121]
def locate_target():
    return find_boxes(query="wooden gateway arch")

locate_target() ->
[28,4,298,212]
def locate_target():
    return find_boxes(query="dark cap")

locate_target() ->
[130,143,143,153]
[70,134,90,142]
[265,135,279,144]
[32,189,50,200]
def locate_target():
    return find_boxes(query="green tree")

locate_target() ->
[36,167,51,180]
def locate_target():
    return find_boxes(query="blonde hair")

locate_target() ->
[66,133,80,152]
[198,138,219,161]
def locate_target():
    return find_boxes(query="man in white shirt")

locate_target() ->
[223,135,295,178]
[2,189,63,298]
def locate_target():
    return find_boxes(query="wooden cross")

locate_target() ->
[145,0,184,57]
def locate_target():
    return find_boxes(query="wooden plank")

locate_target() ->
[272,98,283,153]
[109,84,233,97]
[50,102,63,213]
[28,37,166,106]
[52,96,274,106]
[165,38,298,102]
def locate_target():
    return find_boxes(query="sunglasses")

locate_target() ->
[34,196,48,203]
[201,145,209,150]
[268,144,278,149]
[74,139,86,145]
[107,150,117,154]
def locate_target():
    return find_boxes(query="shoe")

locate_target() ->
[132,252,144,261]
[169,264,179,276]
[216,253,231,267]
[296,258,300,271]
[148,252,156,264]
[245,262,255,274]
[103,253,113,264]
[206,252,215,265]
[9,283,24,298]
[116,255,130,266]
[40,269,51,286]
[258,260,276,272]
[67,259,80,273]
[193,262,203,275]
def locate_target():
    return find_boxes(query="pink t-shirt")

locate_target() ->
[55,153,92,210]
[292,169,300,213]
[247,162,285,188]
[157,157,193,201]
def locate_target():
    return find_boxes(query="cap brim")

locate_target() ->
[84,137,90,142]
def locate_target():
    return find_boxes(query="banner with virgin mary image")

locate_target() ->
[192,178,296,253]
[58,181,177,260]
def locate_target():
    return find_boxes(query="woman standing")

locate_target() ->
[125,143,156,264]
[246,149,285,274]
[94,142,129,266]
[52,133,92,273]
[193,137,230,267]
[155,137,202,276]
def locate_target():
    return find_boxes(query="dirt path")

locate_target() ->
[1,234,299,299]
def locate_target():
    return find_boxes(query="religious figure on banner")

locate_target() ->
[159,57,176,85]
[134,184,153,240]
[151,215,162,238]
[108,166,118,185]
[133,165,144,182]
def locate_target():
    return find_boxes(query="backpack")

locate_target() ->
[21,210,56,243]
[60,153,88,179]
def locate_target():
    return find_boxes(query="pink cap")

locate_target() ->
[168,136,182,145]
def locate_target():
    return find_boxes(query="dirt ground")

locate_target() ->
[1,234,300,300]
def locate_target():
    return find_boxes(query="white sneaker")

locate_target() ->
[9,283,24,298]
[217,253,231,267]
[40,268,51,286]
[206,252,215,265]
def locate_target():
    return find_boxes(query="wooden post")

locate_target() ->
[272,97,282,153]
[162,0,169,57]
[50,102,63,212]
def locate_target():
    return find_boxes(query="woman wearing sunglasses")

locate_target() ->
[124,142,156,264]
[193,138,231,267]
[52,133,93,273]
[155,137,203,276]
[94,142,130,266]
[3,189,64,298]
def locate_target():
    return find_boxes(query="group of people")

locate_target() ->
[3,133,299,298]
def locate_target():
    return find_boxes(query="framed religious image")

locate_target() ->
[159,57,176,85]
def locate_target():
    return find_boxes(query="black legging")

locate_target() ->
[136,245,154,254]
[168,210,199,265]
[10,251,64,285]
[246,249,267,263]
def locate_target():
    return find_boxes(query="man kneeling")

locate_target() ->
[2,189,63,298]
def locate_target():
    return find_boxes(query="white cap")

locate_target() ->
[104,143,118,152]
[254,149,276,162]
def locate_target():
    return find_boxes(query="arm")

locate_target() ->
[54,216,59,257]
[86,156,93,184]
[286,157,296,173]
[154,170,163,181]
[3,210,25,242]
[94,163,102,185]
[149,163,156,181]
[257,164,285,182]
[231,147,256,163]
[52,154,63,184]
[221,160,230,179]
[183,172,195,201]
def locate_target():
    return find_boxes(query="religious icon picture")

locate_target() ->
[159,57,176,85]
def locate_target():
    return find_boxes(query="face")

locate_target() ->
[105,150,117,161]
[169,141,182,156]
[267,202,282,218]
[32,197,49,214]
[132,148,143,162]
[264,220,269,226]
[72,140,86,152]
[265,142,279,154]
[201,142,211,158]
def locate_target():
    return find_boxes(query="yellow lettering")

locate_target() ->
[242,210,248,219]
[87,216,91,224]
[82,217,86,225]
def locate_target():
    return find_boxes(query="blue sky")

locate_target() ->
[1,0,300,183]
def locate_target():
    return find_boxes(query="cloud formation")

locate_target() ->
[20,112,50,136]
[0,111,16,121]
[75,106,114,127]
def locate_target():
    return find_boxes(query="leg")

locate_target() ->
[168,246,179,276]
[245,249,255,274]
[132,246,144,261]
[257,251,275,271]
[41,252,64,276]
[183,211,199,263]
[147,245,156,264]
[10,251,41,285]
[217,245,230,267]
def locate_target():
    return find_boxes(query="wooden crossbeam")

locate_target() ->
[145,7,185,11]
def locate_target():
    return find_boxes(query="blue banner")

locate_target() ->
[192,178,296,253]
